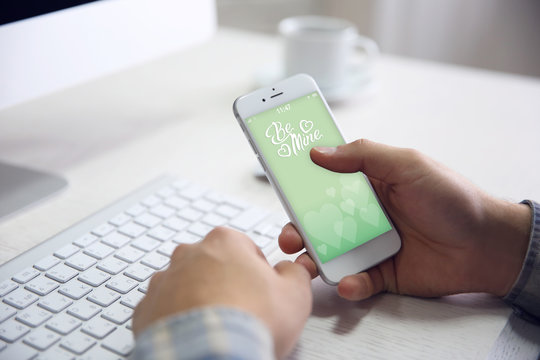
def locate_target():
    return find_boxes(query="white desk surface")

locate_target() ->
[1,28,540,359]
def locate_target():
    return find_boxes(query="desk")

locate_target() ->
[1,29,540,358]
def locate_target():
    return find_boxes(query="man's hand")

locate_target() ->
[279,139,531,301]
[133,226,311,358]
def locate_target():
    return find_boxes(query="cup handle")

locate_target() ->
[355,35,380,63]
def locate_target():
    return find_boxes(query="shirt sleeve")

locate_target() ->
[132,306,275,360]
[502,200,540,324]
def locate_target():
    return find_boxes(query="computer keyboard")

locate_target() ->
[0,176,286,360]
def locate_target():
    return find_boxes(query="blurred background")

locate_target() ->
[218,0,540,78]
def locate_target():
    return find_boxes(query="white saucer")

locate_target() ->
[254,63,377,103]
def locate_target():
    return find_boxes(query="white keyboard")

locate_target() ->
[0,176,286,360]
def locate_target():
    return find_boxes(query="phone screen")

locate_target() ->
[245,91,392,263]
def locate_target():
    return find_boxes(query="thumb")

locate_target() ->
[310,139,416,185]
[337,266,386,301]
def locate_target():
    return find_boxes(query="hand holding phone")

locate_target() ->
[280,139,532,302]
[233,74,401,284]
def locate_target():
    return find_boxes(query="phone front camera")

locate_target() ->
[262,99,266,102]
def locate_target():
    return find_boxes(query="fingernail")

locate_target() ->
[314,146,336,155]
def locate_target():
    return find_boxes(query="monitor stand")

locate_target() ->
[0,163,68,220]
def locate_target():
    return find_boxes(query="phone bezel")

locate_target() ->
[233,73,401,285]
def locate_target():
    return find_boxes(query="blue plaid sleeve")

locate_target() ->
[132,306,275,360]
[503,200,540,324]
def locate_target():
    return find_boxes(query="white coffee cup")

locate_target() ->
[278,16,379,90]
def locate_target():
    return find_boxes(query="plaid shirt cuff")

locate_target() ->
[132,306,275,360]
[503,200,540,324]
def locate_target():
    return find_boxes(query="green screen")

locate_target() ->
[246,91,392,263]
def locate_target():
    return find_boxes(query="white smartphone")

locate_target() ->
[233,74,401,285]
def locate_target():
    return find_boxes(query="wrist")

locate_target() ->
[477,199,531,296]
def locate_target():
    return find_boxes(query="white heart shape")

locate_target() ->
[299,119,314,134]
[277,144,291,157]
[326,187,336,198]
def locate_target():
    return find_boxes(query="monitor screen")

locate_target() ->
[0,0,216,109]
[1,1,101,25]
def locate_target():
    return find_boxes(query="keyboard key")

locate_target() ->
[179,184,207,200]
[33,255,61,271]
[101,232,131,249]
[225,196,250,210]
[173,232,201,244]
[201,213,228,227]
[87,288,120,307]
[134,213,162,228]
[156,186,176,198]
[147,226,175,241]
[204,190,226,204]
[0,318,30,342]
[46,264,78,283]
[177,207,204,222]
[125,204,145,217]
[3,288,38,309]
[124,264,154,282]
[91,223,115,237]
[33,346,74,360]
[12,267,40,284]
[83,242,115,260]
[249,233,272,249]
[23,327,60,351]
[108,212,131,227]
[54,244,80,260]
[215,204,241,218]
[192,198,216,212]
[156,242,177,257]
[115,246,144,263]
[187,222,213,238]
[65,253,97,271]
[118,222,146,238]
[46,313,81,335]
[101,327,134,356]
[138,279,150,294]
[59,281,92,300]
[0,280,18,297]
[106,276,138,294]
[73,233,98,248]
[162,216,190,231]
[141,252,169,270]
[78,346,123,360]
[78,269,110,287]
[67,300,101,321]
[141,195,161,208]
[0,341,37,360]
[120,291,144,309]
[101,303,133,324]
[150,204,176,219]
[229,207,269,232]
[97,257,128,275]
[38,292,72,313]
[164,196,189,210]
[60,331,96,355]
[131,236,160,252]
[81,317,116,339]
[16,306,52,327]
[0,304,16,323]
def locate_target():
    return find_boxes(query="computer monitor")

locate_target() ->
[0,0,216,220]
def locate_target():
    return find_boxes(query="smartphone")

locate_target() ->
[233,74,401,285]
